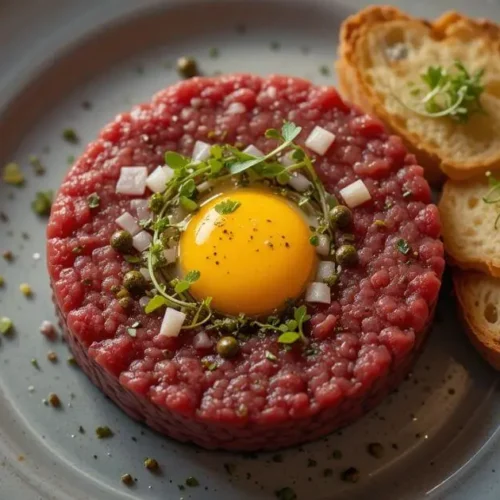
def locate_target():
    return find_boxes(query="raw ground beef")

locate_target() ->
[48,74,444,451]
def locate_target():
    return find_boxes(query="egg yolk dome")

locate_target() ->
[179,188,317,317]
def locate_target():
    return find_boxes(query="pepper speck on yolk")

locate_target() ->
[179,188,317,316]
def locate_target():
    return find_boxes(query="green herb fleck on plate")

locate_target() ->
[3,162,25,186]
[62,128,79,144]
[319,65,330,76]
[29,155,46,175]
[185,476,199,487]
[32,190,53,216]
[95,426,113,439]
[209,47,219,58]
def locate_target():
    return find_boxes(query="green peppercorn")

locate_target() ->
[216,336,240,358]
[123,270,147,295]
[177,56,198,78]
[149,193,164,214]
[116,288,130,299]
[335,244,359,267]
[144,457,159,471]
[110,230,133,254]
[118,297,132,310]
[330,205,353,229]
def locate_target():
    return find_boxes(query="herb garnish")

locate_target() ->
[95,426,113,439]
[29,155,46,176]
[482,172,500,229]
[214,199,241,215]
[396,238,411,255]
[62,128,79,144]
[32,190,53,216]
[87,193,100,208]
[399,61,485,123]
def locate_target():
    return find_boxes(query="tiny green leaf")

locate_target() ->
[285,319,298,331]
[210,144,223,159]
[185,270,201,283]
[214,199,241,215]
[180,196,198,212]
[124,255,143,264]
[145,295,169,314]
[281,122,302,142]
[165,151,189,169]
[396,238,411,255]
[175,280,190,294]
[278,331,301,344]
[179,179,196,197]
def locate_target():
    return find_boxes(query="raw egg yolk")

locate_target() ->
[179,188,317,317]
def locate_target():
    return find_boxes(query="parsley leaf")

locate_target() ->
[175,270,200,294]
[214,199,241,215]
[87,192,100,208]
[281,122,302,142]
[396,238,411,255]
[145,295,169,314]
[180,196,198,212]
[278,331,301,344]
[165,151,189,169]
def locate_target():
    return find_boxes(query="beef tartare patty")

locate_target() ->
[47,74,444,451]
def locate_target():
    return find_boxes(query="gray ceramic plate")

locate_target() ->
[0,0,499,499]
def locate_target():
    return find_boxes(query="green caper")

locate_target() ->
[149,193,164,214]
[118,297,132,310]
[216,336,240,358]
[123,270,147,295]
[330,205,353,229]
[110,230,133,253]
[335,244,359,267]
[176,56,198,79]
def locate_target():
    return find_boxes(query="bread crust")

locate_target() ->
[453,270,500,370]
[337,6,500,184]
[439,179,500,277]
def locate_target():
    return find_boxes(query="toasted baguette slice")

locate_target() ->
[439,176,500,277]
[453,270,500,370]
[337,6,500,184]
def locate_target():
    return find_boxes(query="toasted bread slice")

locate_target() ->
[453,270,500,370]
[439,176,500,277]
[337,6,500,184]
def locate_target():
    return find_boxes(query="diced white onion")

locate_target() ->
[316,234,330,256]
[116,166,148,195]
[196,180,213,193]
[132,231,152,252]
[288,172,312,192]
[162,165,175,183]
[243,144,264,157]
[305,282,331,304]
[279,151,295,167]
[139,267,151,281]
[162,247,177,264]
[227,102,246,115]
[339,179,372,208]
[193,331,213,349]
[305,126,336,155]
[192,141,211,162]
[316,261,336,282]
[131,199,150,221]
[116,212,141,236]
[146,166,168,193]
[139,296,150,308]
[160,307,186,337]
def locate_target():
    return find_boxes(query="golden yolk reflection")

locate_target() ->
[179,188,317,317]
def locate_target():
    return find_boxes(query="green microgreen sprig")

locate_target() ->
[141,121,335,338]
[397,61,485,123]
